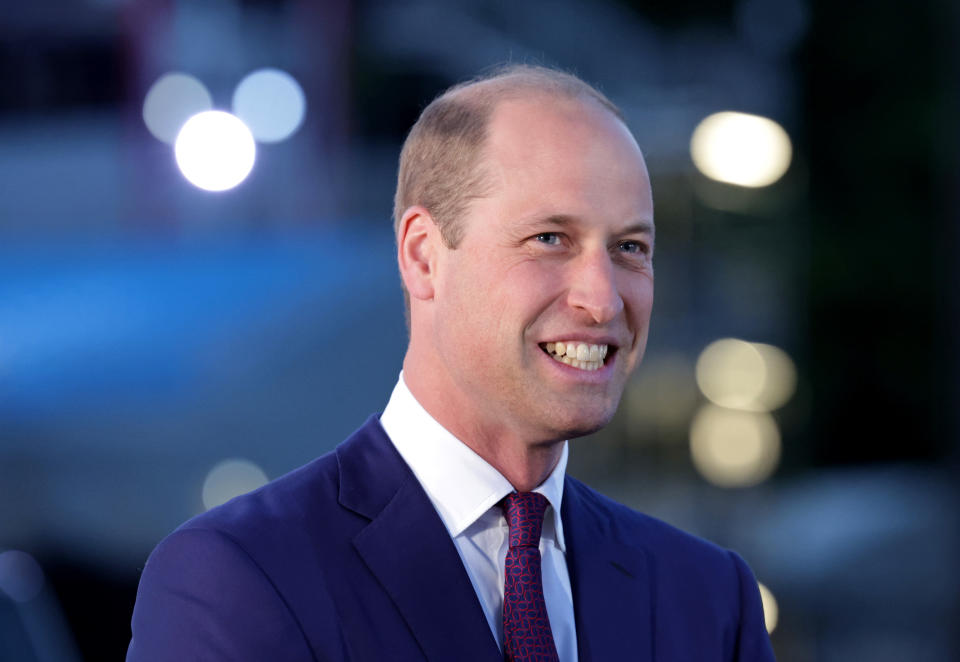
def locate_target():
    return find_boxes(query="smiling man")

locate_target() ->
[128,66,775,661]
[397,79,655,496]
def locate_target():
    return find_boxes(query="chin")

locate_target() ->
[548,405,617,441]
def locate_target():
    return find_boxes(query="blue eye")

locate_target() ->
[535,233,561,245]
[619,240,645,254]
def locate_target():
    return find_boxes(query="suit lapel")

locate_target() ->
[338,418,502,662]
[562,477,654,662]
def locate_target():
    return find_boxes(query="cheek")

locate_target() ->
[623,277,654,325]
[444,259,517,346]
[441,256,487,311]
[627,269,654,302]
[498,263,562,325]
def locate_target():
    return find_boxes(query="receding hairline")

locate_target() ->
[392,66,634,327]
[434,65,625,127]
[393,65,627,240]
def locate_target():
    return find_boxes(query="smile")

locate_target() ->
[540,341,609,371]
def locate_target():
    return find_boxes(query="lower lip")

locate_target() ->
[539,348,615,382]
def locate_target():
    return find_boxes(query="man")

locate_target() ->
[128,65,775,661]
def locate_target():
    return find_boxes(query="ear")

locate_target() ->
[397,205,441,301]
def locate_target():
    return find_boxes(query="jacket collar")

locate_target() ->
[380,374,568,549]
[562,475,654,662]
[337,416,502,662]
[337,417,654,662]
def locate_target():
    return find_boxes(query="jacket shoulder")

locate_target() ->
[127,419,386,661]
[177,414,387,544]
[182,446,341,542]
[563,476,775,660]
[564,475,746,579]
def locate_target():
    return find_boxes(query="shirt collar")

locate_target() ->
[380,372,567,551]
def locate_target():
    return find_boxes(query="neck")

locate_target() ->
[462,433,564,493]
[401,357,566,493]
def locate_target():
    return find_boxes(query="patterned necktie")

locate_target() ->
[502,491,560,662]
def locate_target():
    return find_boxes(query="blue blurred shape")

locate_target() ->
[0,550,44,603]
[0,229,400,421]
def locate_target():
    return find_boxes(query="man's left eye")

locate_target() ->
[534,232,562,245]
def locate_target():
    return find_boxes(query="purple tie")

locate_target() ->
[502,492,560,662]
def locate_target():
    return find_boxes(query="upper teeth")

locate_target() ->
[544,342,608,371]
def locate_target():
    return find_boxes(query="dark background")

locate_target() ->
[0,0,957,660]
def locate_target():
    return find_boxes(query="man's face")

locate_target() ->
[429,96,655,444]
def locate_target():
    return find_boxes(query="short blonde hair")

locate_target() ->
[393,64,623,249]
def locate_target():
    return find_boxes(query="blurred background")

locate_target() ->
[0,0,957,660]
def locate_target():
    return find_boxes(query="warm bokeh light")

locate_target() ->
[0,550,45,603]
[232,68,306,143]
[696,338,796,412]
[696,338,766,410]
[201,459,269,510]
[689,404,781,487]
[758,582,779,633]
[174,111,256,191]
[142,73,213,144]
[751,343,797,411]
[690,111,792,187]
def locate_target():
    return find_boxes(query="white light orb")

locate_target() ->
[689,404,781,488]
[143,73,213,144]
[202,459,269,510]
[758,582,779,633]
[174,111,256,191]
[0,550,45,603]
[690,111,792,187]
[232,68,307,143]
[697,338,767,410]
[752,342,798,411]
[696,338,797,412]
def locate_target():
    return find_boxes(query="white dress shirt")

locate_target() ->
[380,373,578,662]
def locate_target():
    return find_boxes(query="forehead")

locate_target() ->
[479,95,653,231]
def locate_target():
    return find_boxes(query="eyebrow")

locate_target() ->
[524,214,656,238]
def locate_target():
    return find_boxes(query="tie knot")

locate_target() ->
[503,491,549,548]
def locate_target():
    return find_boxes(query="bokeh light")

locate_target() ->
[174,111,256,191]
[689,404,781,487]
[758,582,779,633]
[202,458,269,510]
[751,343,797,411]
[0,550,45,603]
[690,111,792,187]
[696,338,766,410]
[142,73,213,144]
[696,338,796,412]
[232,68,306,143]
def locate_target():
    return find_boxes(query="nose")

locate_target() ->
[566,248,623,324]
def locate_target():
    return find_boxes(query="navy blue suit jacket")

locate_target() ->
[128,416,775,661]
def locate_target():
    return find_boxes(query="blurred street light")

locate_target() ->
[696,338,797,412]
[174,111,256,192]
[689,404,781,487]
[202,458,269,510]
[143,73,213,144]
[233,68,307,143]
[0,550,45,603]
[758,582,779,633]
[691,111,792,187]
